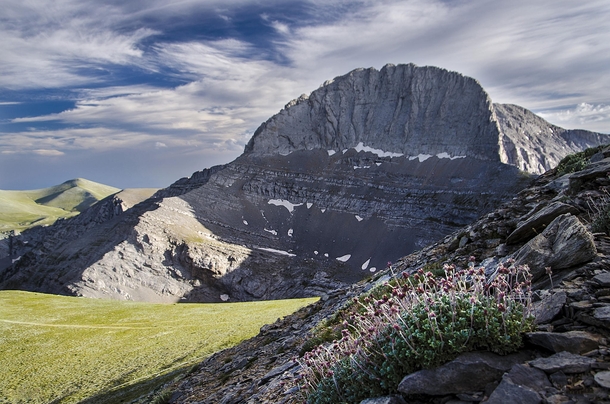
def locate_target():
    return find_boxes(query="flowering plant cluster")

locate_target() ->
[296,258,535,404]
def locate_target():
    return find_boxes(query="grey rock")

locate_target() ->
[506,202,579,244]
[259,361,297,385]
[511,214,597,281]
[593,305,610,323]
[549,371,569,389]
[593,272,610,287]
[529,351,596,374]
[485,377,541,404]
[594,371,610,389]
[360,396,407,404]
[397,351,531,396]
[532,291,567,324]
[503,364,553,391]
[526,331,602,354]
[569,158,610,193]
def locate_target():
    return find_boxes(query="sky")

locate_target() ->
[1,0,609,190]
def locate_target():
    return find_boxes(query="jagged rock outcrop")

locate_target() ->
[0,63,607,303]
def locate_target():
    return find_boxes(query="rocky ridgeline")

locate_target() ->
[0,64,607,303]
[155,148,610,404]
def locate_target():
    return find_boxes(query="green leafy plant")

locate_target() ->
[556,145,607,176]
[296,258,534,404]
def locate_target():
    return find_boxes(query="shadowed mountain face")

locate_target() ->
[1,64,607,302]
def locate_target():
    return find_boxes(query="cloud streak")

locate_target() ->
[0,0,609,189]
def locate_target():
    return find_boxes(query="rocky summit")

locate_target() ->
[0,63,607,303]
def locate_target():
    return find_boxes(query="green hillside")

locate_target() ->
[0,290,317,404]
[0,178,121,232]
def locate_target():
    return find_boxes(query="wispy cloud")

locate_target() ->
[0,0,609,189]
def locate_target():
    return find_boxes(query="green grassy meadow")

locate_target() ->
[0,290,317,404]
[0,178,120,233]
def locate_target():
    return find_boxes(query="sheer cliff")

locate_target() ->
[1,64,607,302]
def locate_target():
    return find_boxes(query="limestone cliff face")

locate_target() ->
[246,64,500,161]
[1,64,607,303]
[495,103,609,174]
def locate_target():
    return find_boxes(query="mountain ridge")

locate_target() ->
[1,64,608,303]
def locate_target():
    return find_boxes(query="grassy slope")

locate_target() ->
[0,178,121,232]
[0,291,317,404]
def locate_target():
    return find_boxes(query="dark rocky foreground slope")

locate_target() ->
[0,64,607,303]
[150,147,610,404]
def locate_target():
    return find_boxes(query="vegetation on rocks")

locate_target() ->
[556,144,606,175]
[296,259,535,403]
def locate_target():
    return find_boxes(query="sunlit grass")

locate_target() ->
[0,290,317,403]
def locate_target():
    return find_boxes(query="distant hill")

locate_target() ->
[0,178,121,232]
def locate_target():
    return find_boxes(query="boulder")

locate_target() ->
[526,331,602,354]
[528,351,596,374]
[511,214,597,281]
[397,351,531,396]
[532,291,567,324]
[506,202,579,244]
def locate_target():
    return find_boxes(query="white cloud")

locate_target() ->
[1,0,609,189]
[538,103,610,133]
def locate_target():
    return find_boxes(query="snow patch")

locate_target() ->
[268,199,303,213]
[354,142,403,158]
[327,150,336,156]
[376,162,382,166]
[307,202,313,209]
[436,152,466,160]
[243,220,248,225]
[314,251,319,255]
[361,259,371,270]
[264,228,278,235]
[336,254,351,262]
[409,154,433,162]
[369,267,377,272]
[220,294,230,301]
[321,208,326,213]
[354,165,371,169]
[258,248,296,257]
[288,228,293,237]
[324,253,329,257]
[355,215,363,222]
[12,256,21,264]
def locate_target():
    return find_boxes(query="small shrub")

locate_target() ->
[589,191,610,235]
[295,258,534,404]
[556,145,606,175]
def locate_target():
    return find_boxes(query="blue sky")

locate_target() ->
[1,0,609,190]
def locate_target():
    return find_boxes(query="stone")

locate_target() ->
[593,305,610,324]
[503,364,553,391]
[532,291,567,324]
[526,331,602,354]
[397,351,531,396]
[593,272,610,287]
[529,351,596,374]
[485,377,541,404]
[569,159,610,193]
[594,371,610,389]
[259,361,297,385]
[506,202,579,244]
[511,214,597,281]
[360,396,407,404]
